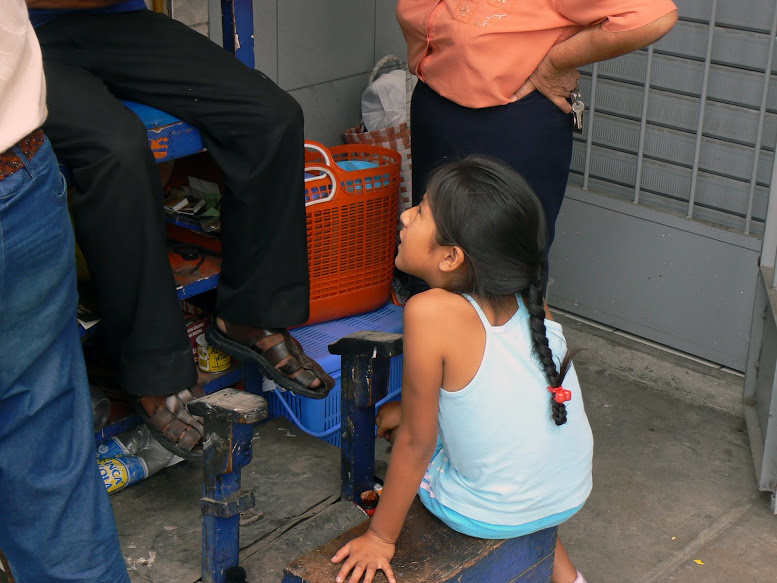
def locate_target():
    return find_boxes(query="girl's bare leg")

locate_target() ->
[552,537,579,583]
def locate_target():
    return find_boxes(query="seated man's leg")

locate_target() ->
[195,66,336,397]
[0,138,129,583]
[202,87,336,398]
[37,52,203,456]
[44,10,335,397]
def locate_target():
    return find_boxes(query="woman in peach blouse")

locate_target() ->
[399,0,678,286]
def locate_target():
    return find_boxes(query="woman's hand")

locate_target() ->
[376,401,401,445]
[513,9,678,113]
[331,529,397,583]
[513,53,580,113]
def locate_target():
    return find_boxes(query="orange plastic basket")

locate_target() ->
[303,143,401,325]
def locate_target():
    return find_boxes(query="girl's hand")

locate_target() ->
[513,53,580,113]
[376,401,401,444]
[331,530,397,583]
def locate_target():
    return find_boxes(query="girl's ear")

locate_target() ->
[439,245,466,273]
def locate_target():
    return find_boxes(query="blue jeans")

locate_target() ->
[0,138,129,583]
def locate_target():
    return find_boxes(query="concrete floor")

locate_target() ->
[1,310,775,583]
[548,311,777,583]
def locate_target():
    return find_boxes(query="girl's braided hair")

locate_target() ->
[425,156,575,425]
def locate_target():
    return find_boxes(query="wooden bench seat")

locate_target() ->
[282,498,557,583]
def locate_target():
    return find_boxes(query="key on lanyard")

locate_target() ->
[570,89,584,134]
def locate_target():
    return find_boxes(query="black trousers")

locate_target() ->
[411,80,574,249]
[37,10,309,396]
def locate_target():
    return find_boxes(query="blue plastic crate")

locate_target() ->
[266,303,404,446]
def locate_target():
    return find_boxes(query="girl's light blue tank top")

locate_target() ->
[421,294,593,528]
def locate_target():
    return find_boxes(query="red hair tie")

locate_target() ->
[548,386,572,404]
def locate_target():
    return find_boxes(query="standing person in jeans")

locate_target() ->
[0,1,130,581]
[26,0,335,459]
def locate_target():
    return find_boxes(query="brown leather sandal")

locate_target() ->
[135,384,205,460]
[205,323,335,399]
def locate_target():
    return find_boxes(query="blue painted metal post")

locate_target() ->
[188,388,269,583]
[222,0,255,69]
[329,332,403,504]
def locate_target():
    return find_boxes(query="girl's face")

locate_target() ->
[395,196,440,280]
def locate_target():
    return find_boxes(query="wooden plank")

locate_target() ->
[283,498,556,583]
[240,501,367,583]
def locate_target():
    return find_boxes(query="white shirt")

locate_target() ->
[0,0,47,152]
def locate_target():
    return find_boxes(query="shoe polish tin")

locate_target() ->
[196,333,232,373]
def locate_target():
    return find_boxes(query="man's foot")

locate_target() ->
[136,384,205,460]
[205,318,335,400]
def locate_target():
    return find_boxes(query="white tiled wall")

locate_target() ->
[146,0,209,35]
[171,0,209,36]
[207,0,406,145]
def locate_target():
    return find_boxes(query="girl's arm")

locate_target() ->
[332,294,443,583]
[514,9,679,112]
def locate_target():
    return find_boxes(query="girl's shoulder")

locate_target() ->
[403,288,473,327]
[405,287,469,311]
[404,289,488,391]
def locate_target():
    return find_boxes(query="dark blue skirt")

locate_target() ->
[411,80,574,249]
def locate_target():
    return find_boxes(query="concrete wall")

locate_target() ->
[171,0,209,36]
[204,0,406,146]
[547,186,762,371]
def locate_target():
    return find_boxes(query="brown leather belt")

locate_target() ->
[0,129,46,181]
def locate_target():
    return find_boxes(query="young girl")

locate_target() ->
[331,156,594,583]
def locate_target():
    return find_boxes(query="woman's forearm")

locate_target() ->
[549,10,678,72]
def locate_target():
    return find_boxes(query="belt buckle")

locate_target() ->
[0,129,43,181]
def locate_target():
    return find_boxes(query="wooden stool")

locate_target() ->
[282,498,557,583]
[188,388,269,583]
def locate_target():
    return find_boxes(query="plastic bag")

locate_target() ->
[361,69,408,132]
